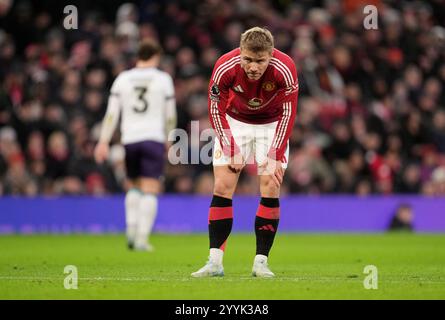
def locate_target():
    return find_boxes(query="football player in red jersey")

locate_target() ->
[192,27,298,278]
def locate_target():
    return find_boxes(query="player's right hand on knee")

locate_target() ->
[228,153,245,173]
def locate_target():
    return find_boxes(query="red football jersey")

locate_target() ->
[208,47,298,161]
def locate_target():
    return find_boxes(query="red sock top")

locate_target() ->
[256,204,280,220]
[209,206,233,221]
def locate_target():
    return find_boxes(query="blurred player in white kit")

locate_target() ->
[94,39,176,251]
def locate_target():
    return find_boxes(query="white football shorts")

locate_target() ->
[213,115,289,173]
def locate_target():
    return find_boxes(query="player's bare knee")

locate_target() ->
[213,179,234,198]
[260,176,274,188]
[260,177,280,197]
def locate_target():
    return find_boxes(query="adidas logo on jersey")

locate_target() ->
[233,85,244,93]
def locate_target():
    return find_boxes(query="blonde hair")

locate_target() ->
[240,27,274,53]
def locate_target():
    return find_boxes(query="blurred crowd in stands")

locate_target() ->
[0,0,445,196]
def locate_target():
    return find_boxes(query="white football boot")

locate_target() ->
[191,260,224,278]
[252,255,275,278]
[191,249,224,277]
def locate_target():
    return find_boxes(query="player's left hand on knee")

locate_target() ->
[275,163,284,182]
[259,158,283,187]
[273,161,284,187]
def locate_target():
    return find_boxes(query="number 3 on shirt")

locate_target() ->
[133,86,149,113]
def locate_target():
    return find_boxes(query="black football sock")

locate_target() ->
[209,195,233,251]
[255,197,280,256]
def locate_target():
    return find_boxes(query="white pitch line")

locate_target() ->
[0,275,444,284]
[0,276,183,282]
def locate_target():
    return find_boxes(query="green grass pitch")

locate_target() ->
[0,233,444,299]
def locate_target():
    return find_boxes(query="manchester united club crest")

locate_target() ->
[247,97,264,109]
[214,150,222,159]
[262,81,276,92]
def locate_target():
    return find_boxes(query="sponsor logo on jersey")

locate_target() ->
[233,85,244,93]
[262,81,276,92]
[247,97,264,109]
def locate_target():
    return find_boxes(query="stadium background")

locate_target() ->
[0,0,444,198]
[1,0,445,232]
[1,0,445,300]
